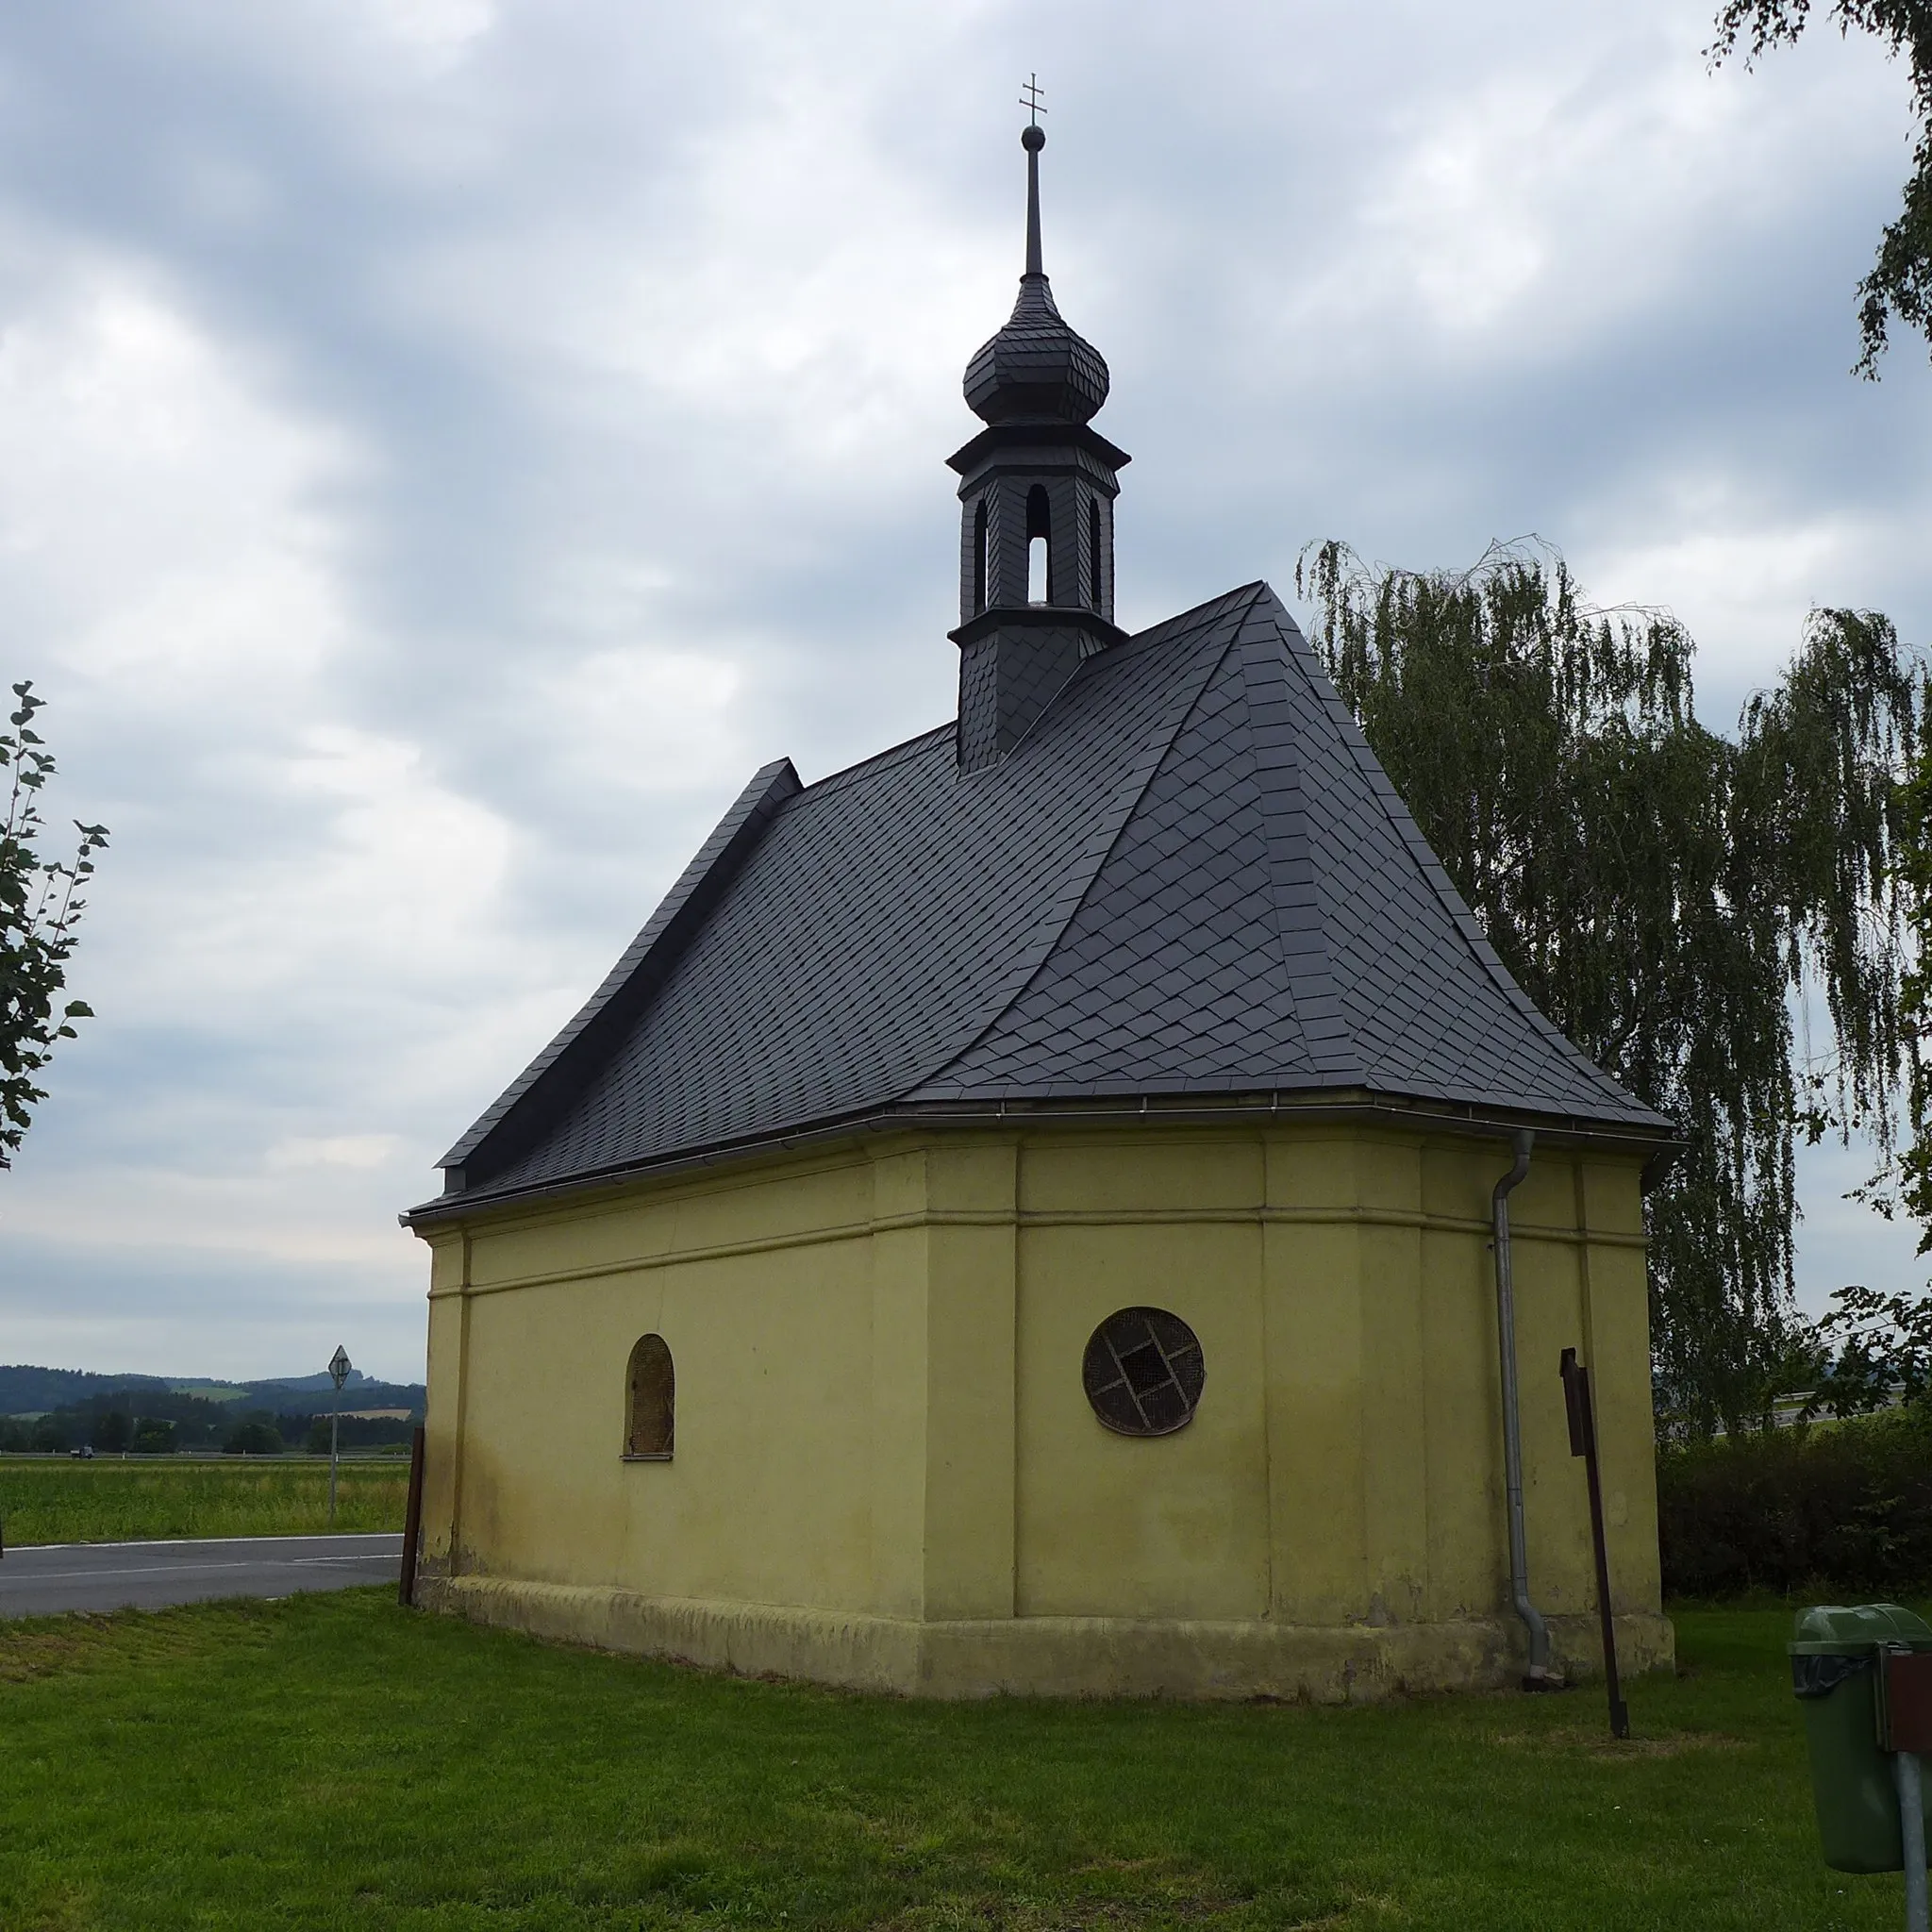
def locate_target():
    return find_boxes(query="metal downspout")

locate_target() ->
[1493,1127,1557,1687]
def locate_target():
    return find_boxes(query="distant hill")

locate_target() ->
[253,1369,378,1394]
[0,1364,423,1418]
[256,1378,425,1415]
[0,1367,175,1413]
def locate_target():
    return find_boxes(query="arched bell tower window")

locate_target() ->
[1088,498,1104,608]
[624,1334,674,1459]
[972,498,989,615]
[1026,484,1052,604]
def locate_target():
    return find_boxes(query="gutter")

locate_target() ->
[404,1091,1674,1231]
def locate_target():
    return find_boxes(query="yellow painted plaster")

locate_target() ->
[414,1121,1669,1697]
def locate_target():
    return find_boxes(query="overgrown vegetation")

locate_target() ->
[1,680,106,1168]
[0,1457,408,1544]
[0,1401,416,1457]
[1884,729,1932,1339]
[1298,540,1920,1439]
[1657,1402,1932,1599]
[0,1590,1919,1930]
[1799,1283,1932,1414]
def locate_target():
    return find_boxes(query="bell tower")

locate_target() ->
[949,102,1130,772]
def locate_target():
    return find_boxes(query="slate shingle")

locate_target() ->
[433,580,1670,1209]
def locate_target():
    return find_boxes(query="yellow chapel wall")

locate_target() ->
[414,1119,1662,1675]
[418,1147,903,1613]
[999,1126,1660,1633]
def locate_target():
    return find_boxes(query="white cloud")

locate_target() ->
[548,644,746,798]
[0,264,359,698]
[268,1134,404,1172]
[0,0,1927,1380]
[1582,503,1868,689]
[362,0,495,60]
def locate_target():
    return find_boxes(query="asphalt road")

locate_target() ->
[0,1532,404,1618]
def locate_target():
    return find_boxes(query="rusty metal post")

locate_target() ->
[1879,1647,1932,1931]
[398,1424,426,1608]
[1561,1347,1629,1739]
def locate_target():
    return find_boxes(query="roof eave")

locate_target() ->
[945,420,1132,475]
[402,1087,1678,1232]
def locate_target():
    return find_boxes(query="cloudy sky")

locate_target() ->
[2,0,1928,1384]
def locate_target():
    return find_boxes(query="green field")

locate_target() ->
[0,1592,1922,1930]
[0,1457,408,1545]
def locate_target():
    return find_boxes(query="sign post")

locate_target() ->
[327,1345,352,1525]
[1559,1347,1629,1739]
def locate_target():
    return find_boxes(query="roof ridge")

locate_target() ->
[1282,606,1645,1110]
[439,757,802,1180]
[795,721,956,800]
[1232,591,1365,1084]
[908,583,1268,1097]
[1109,581,1269,662]
[773,590,1270,804]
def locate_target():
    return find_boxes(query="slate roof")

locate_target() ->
[961,121,1109,430]
[419,580,1670,1218]
[963,270,1110,427]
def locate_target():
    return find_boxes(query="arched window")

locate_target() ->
[1088,498,1104,608]
[972,497,989,614]
[624,1334,675,1459]
[1026,485,1052,604]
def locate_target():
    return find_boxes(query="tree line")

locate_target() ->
[0,1383,423,1457]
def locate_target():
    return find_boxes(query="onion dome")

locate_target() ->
[962,125,1110,426]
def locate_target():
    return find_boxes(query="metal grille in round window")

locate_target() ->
[1082,1307,1205,1438]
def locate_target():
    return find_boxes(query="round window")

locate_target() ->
[1081,1307,1205,1438]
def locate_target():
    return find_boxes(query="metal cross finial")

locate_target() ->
[1017,75,1048,275]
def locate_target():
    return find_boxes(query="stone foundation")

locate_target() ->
[419,1574,1674,1702]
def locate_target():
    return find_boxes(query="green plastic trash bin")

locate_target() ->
[1791,1603,1932,1874]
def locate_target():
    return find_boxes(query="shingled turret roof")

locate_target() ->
[962,123,1109,428]
[416,582,1669,1219]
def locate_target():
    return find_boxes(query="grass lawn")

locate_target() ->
[1,1592,1923,1929]
[0,1457,408,1545]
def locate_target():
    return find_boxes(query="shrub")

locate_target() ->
[29,1413,71,1454]
[305,1413,414,1455]
[92,1411,132,1455]
[224,1420,283,1457]
[1657,1401,1932,1598]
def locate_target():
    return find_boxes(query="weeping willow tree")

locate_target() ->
[1887,727,1932,1340]
[1296,540,1918,1437]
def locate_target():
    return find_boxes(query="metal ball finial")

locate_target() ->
[1022,124,1045,152]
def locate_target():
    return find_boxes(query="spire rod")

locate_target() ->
[1019,74,1046,278]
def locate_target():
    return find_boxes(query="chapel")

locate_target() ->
[406,120,1676,1700]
